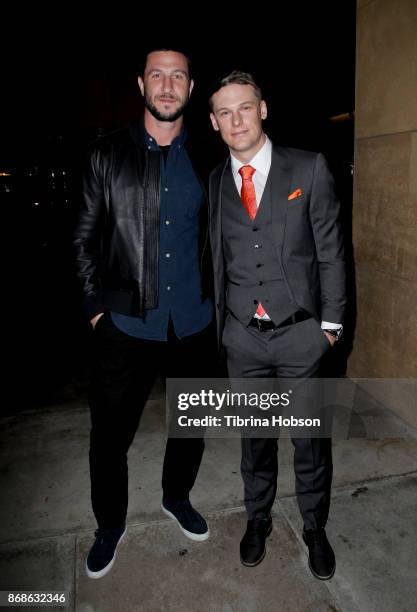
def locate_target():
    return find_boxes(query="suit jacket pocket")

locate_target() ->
[287,196,304,207]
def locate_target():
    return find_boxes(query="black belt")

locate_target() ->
[248,310,311,332]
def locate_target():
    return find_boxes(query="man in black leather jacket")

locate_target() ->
[74,48,216,579]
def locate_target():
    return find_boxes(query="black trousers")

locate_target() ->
[89,312,217,529]
[223,313,333,530]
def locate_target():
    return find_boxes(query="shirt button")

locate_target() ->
[254,244,260,249]
[167,286,171,291]
[166,253,171,258]
[253,227,258,232]
[165,220,170,225]
[256,263,263,268]
[164,187,169,192]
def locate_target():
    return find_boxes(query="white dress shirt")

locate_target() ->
[231,136,272,206]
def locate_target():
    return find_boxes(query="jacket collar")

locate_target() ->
[128,116,187,150]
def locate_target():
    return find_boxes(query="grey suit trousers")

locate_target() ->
[223,313,333,530]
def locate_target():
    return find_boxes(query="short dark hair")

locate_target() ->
[209,71,262,110]
[139,47,192,79]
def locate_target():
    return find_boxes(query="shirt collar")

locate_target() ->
[231,135,272,178]
[144,123,187,151]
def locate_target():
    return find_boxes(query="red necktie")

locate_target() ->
[238,165,266,317]
[239,165,257,220]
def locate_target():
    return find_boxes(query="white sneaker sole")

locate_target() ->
[161,504,209,541]
[85,526,127,579]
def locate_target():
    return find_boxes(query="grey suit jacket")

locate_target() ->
[208,144,346,345]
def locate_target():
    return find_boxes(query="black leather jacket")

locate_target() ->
[73,119,211,320]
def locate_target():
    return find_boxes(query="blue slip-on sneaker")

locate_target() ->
[161,499,209,541]
[86,525,127,579]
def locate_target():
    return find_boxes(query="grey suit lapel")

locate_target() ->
[270,146,293,252]
[210,158,230,263]
[209,158,230,329]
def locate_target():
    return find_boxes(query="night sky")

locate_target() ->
[2,2,356,164]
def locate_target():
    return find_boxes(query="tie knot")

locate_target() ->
[239,165,256,181]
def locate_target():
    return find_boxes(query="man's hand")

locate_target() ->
[91,313,105,329]
[323,331,337,347]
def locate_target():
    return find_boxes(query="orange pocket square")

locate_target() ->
[288,188,303,201]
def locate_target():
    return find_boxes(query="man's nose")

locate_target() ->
[162,75,174,92]
[232,112,242,126]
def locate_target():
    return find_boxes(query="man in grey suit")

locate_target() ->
[208,71,346,579]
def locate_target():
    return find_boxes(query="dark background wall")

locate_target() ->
[0,3,356,409]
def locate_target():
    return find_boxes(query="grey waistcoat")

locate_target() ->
[221,168,298,326]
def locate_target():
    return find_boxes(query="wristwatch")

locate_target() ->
[323,328,343,341]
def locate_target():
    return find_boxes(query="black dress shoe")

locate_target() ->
[303,527,336,580]
[240,516,273,567]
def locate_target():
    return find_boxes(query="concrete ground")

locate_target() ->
[1,380,416,612]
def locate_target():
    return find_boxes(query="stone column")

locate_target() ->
[349,0,417,423]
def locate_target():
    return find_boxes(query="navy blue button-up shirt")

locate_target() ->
[111,127,213,340]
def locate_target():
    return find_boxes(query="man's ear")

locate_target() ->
[260,100,268,120]
[210,112,220,131]
[189,79,194,97]
[138,76,145,97]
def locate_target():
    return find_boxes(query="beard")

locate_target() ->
[144,92,189,122]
